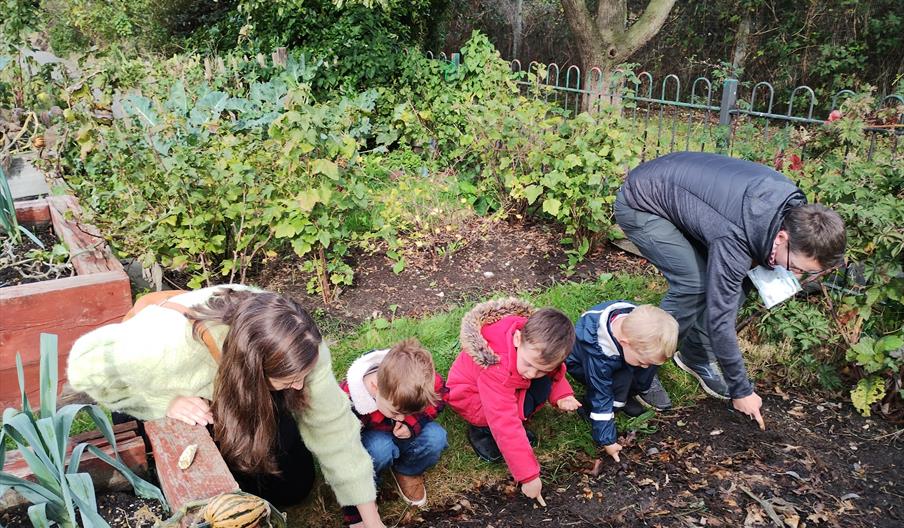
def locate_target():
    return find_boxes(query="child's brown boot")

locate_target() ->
[391,469,427,507]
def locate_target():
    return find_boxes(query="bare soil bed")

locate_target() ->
[0,492,167,527]
[0,222,71,287]
[254,218,651,327]
[416,393,902,528]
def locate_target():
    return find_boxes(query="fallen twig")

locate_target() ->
[739,485,784,527]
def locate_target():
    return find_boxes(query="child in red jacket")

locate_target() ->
[446,298,580,501]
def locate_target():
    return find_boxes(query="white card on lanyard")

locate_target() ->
[747,265,802,309]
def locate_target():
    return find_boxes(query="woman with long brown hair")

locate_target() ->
[68,285,385,527]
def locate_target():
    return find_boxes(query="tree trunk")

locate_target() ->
[731,11,752,77]
[512,0,524,61]
[561,0,677,109]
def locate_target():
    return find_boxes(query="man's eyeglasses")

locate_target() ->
[786,240,830,283]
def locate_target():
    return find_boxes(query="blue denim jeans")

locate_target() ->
[361,421,448,477]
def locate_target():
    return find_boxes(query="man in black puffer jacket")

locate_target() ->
[614,152,846,428]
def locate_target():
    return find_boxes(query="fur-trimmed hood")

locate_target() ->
[344,348,389,415]
[460,298,534,367]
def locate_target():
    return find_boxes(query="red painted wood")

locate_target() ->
[0,271,132,408]
[14,199,51,225]
[1,195,132,409]
[145,419,239,512]
[3,424,148,495]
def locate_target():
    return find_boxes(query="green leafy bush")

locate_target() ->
[0,334,166,527]
[58,53,379,301]
[742,90,904,416]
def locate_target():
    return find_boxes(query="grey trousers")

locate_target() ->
[614,190,720,366]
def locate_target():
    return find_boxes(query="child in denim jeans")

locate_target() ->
[340,339,447,508]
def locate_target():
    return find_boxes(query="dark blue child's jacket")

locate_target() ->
[566,300,637,446]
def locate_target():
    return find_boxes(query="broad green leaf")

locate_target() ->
[121,96,158,127]
[312,159,339,180]
[523,185,543,205]
[167,80,188,115]
[15,353,32,415]
[563,153,582,169]
[27,503,51,528]
[851,376,886,416]
[542,198,562,216]
[67,473,110,527]
[83,445,167,507]
[7,413,56,473]
[876,335,903,353]
[0,472,64,509]
[296,189,320,212]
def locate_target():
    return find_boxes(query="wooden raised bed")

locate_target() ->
[0,196,132,408]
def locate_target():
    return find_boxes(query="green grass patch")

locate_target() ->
[314,273,705,519]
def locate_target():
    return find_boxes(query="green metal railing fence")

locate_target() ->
[426,51,902,164]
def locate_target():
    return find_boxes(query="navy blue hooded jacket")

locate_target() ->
[566,300,643,446]
[621,152,805,398]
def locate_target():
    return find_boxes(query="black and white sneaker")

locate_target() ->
[673,352,730,400]
[634,375,672,411]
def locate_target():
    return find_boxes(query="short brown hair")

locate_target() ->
[377,338,439,414]
[621,305,678,363]
[521,308,576,365]
[783,204,846,268]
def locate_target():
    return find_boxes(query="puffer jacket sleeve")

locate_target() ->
[477,366,540,483]
[295,343,376,506]
[706,237,754,399]
[584,353,618,446]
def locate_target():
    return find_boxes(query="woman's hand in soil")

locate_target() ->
[166,396,213,426]
[603,443,622,462]
[732,392,766,430]
[521,477,542,499]
[355,501,386,528]
[556,395,582,411]
[392,420,412,439]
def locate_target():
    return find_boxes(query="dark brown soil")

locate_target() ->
[253,218,651,328]
[0,222,71,288]
[417,394,903,528]
[0,491,167,527]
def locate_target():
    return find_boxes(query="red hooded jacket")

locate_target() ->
[446,299,573,483]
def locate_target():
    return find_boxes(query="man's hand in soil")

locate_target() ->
[521,477,542,499]
[603,443,622,462]
[166,396,213,426]
[556,395,582,411]
[733,392,766,430]
[392,420,412,439]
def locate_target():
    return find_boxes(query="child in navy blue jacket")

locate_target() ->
[566,301,678,461]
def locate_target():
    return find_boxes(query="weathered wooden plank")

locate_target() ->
[144,418,239,513]
[0,271,132,407]
[48,195,122,275]
[14,199,51,225]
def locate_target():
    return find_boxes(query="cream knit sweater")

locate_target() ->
[67,285,376,506]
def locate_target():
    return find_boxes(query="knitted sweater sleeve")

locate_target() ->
[294,343,376,506]
[66,310,218,420]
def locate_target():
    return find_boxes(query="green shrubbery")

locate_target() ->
[740,92,903,417]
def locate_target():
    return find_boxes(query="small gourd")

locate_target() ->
[203,492,270,528]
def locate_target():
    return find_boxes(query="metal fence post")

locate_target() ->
[717,78,739,152]
[719,78,738,125]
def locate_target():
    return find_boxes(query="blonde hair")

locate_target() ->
[620,305,678,363]
[377,338,439,414]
